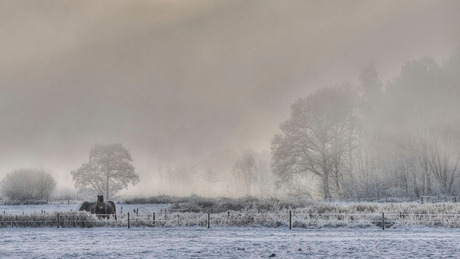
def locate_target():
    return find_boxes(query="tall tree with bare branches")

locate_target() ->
[71,143,139,199]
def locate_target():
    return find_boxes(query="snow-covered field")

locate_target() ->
[0,227,458,258]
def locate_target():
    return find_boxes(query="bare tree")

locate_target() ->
[232,151,258,196]
[71,162,106,197]
[71,143,139,200]
[272,85,359,199]
[408,129,434,195]
[425,133,459,195]
[254,152,274,197]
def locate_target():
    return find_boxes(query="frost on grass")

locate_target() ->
[1,201,460,228]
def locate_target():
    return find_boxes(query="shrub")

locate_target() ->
[1,168,56,201]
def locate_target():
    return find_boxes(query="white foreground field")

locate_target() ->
[0,227,459,258]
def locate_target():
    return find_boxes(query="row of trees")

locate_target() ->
[0,144,140,202]
[1,144,269,201]
[69,145,273,199]
[3,54,459,201]
[151,150,274,198]
[272,52,460,199]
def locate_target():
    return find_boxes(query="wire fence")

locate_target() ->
[325,195,460,204]
[1,210,460,229]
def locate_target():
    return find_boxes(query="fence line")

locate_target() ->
[1,210,460,229]
[326,195,460,204]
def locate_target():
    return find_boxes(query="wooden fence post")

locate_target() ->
[382,212,385,230]
[57,213,60,229]
[207,212,210,228]
[128,212,130,229]
[289,210,292,229]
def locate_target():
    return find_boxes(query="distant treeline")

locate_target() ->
[272,52,460,199]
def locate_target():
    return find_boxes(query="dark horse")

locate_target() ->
[79,195,117,220]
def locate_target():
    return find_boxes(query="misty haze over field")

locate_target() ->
[1,0,459,198]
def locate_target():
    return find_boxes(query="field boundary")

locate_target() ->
[1,210,460,229]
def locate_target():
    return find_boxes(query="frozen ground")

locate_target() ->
[0,227,458,258]
[0,203,171,215]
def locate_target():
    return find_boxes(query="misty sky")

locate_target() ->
[1,0,459,187]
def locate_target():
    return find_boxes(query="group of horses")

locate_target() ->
[78,195,117,219]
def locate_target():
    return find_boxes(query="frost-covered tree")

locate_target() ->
[232,151,258,196]
[378,54,460,197]
[1,168,56,201]
[254,151,274,197]
[231,150,273,197]
[271,52,460,199]
[272,84,359,199]
[353,53,460,198]
[422,132,459,195]
[71,143,139,200]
